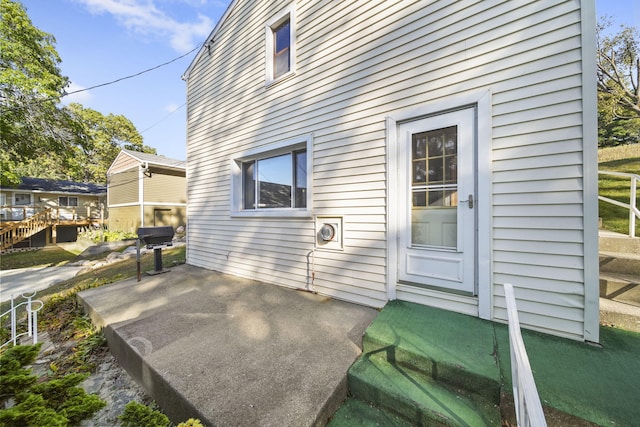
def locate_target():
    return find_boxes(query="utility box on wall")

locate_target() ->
[316,216,343,251]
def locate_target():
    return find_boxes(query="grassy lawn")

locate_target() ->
[0,245,186,315]
[0,246,83,270]
[598,147,640,236]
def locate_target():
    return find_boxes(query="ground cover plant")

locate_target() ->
[0,244,194,425]
[598,144,640,236]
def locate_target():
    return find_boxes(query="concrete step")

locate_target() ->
[599,232,640,254]
[600,272,640,305]
[600,298,640,333]
[345,355,501,426]
[599,252,640,276]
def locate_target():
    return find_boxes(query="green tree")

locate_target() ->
[12,104,155,184]
[597,18,640,147]
[64,103,156,183]
[0,0,78,185]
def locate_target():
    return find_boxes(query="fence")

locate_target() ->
[598,170,640,238]
[1,291,44,349]
[503,283,547,427]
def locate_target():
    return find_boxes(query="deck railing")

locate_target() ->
[0,208,52,251]
[1,291,44,349]
[504,283,547,427]
[598,170,639,238]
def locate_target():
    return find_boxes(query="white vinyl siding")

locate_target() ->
[186,0,594,340]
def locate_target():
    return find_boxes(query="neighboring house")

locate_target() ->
[107,149,187,233]
[183,1,599,342]
[0,177,106,247]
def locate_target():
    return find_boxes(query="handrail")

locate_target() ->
[503,283,547,427]
[0,291,44,349]
[598,170,639,238]
[0,208,52,251]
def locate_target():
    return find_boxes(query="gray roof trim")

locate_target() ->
[121,149,186,169]
[1,177,107,195]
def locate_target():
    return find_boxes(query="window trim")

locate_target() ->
[231,134,313,218]
[265,3,296,85]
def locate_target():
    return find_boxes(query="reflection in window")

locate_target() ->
[411,126,458,208]
[273,19,290,78]
[243,149,306,209]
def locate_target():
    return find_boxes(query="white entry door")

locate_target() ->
[398,108,476,293]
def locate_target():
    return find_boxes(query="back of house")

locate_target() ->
[184,0,599,342]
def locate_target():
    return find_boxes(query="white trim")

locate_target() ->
[476,90,493,320]
[386,89,492,318]
[230,133,313,218]
[386,116,398,301]
[581,1,600,343]
[108,202,141,208]
[108,202,187,208]
[139,164,145,228]
[265,2,296,85]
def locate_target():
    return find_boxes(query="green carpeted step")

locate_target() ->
[328,397,414,427]
[349,355,502,427]
[362,301,501,403]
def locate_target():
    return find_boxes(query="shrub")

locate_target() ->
[119,401,170,427]
[177,419,205,427]
[0,344,105,426]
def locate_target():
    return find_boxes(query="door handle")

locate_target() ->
[459,194,474,209]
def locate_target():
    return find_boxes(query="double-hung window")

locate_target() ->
[231,135,312,217]
[266,4,296,84]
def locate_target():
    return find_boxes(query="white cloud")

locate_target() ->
[164,102,179,113]
[75,0,214,53]
[62,82,92,104]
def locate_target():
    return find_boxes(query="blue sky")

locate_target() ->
[20,0,640,161]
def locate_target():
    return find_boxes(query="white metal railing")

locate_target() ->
[598,170,640,238]
[503,283,547,427]
[0,291,44,349]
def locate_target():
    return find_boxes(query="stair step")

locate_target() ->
[347,355,502,426]
[361,301,501,403]
[328,397,414,427]
[600,298,640,333]
[600,272,640,305]
[600,252,640,276]
[599,234,640,254]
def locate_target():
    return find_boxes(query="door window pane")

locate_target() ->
[411,126,458,248]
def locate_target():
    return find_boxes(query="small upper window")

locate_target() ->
[265,4,295,84]
[273,19,290,79]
